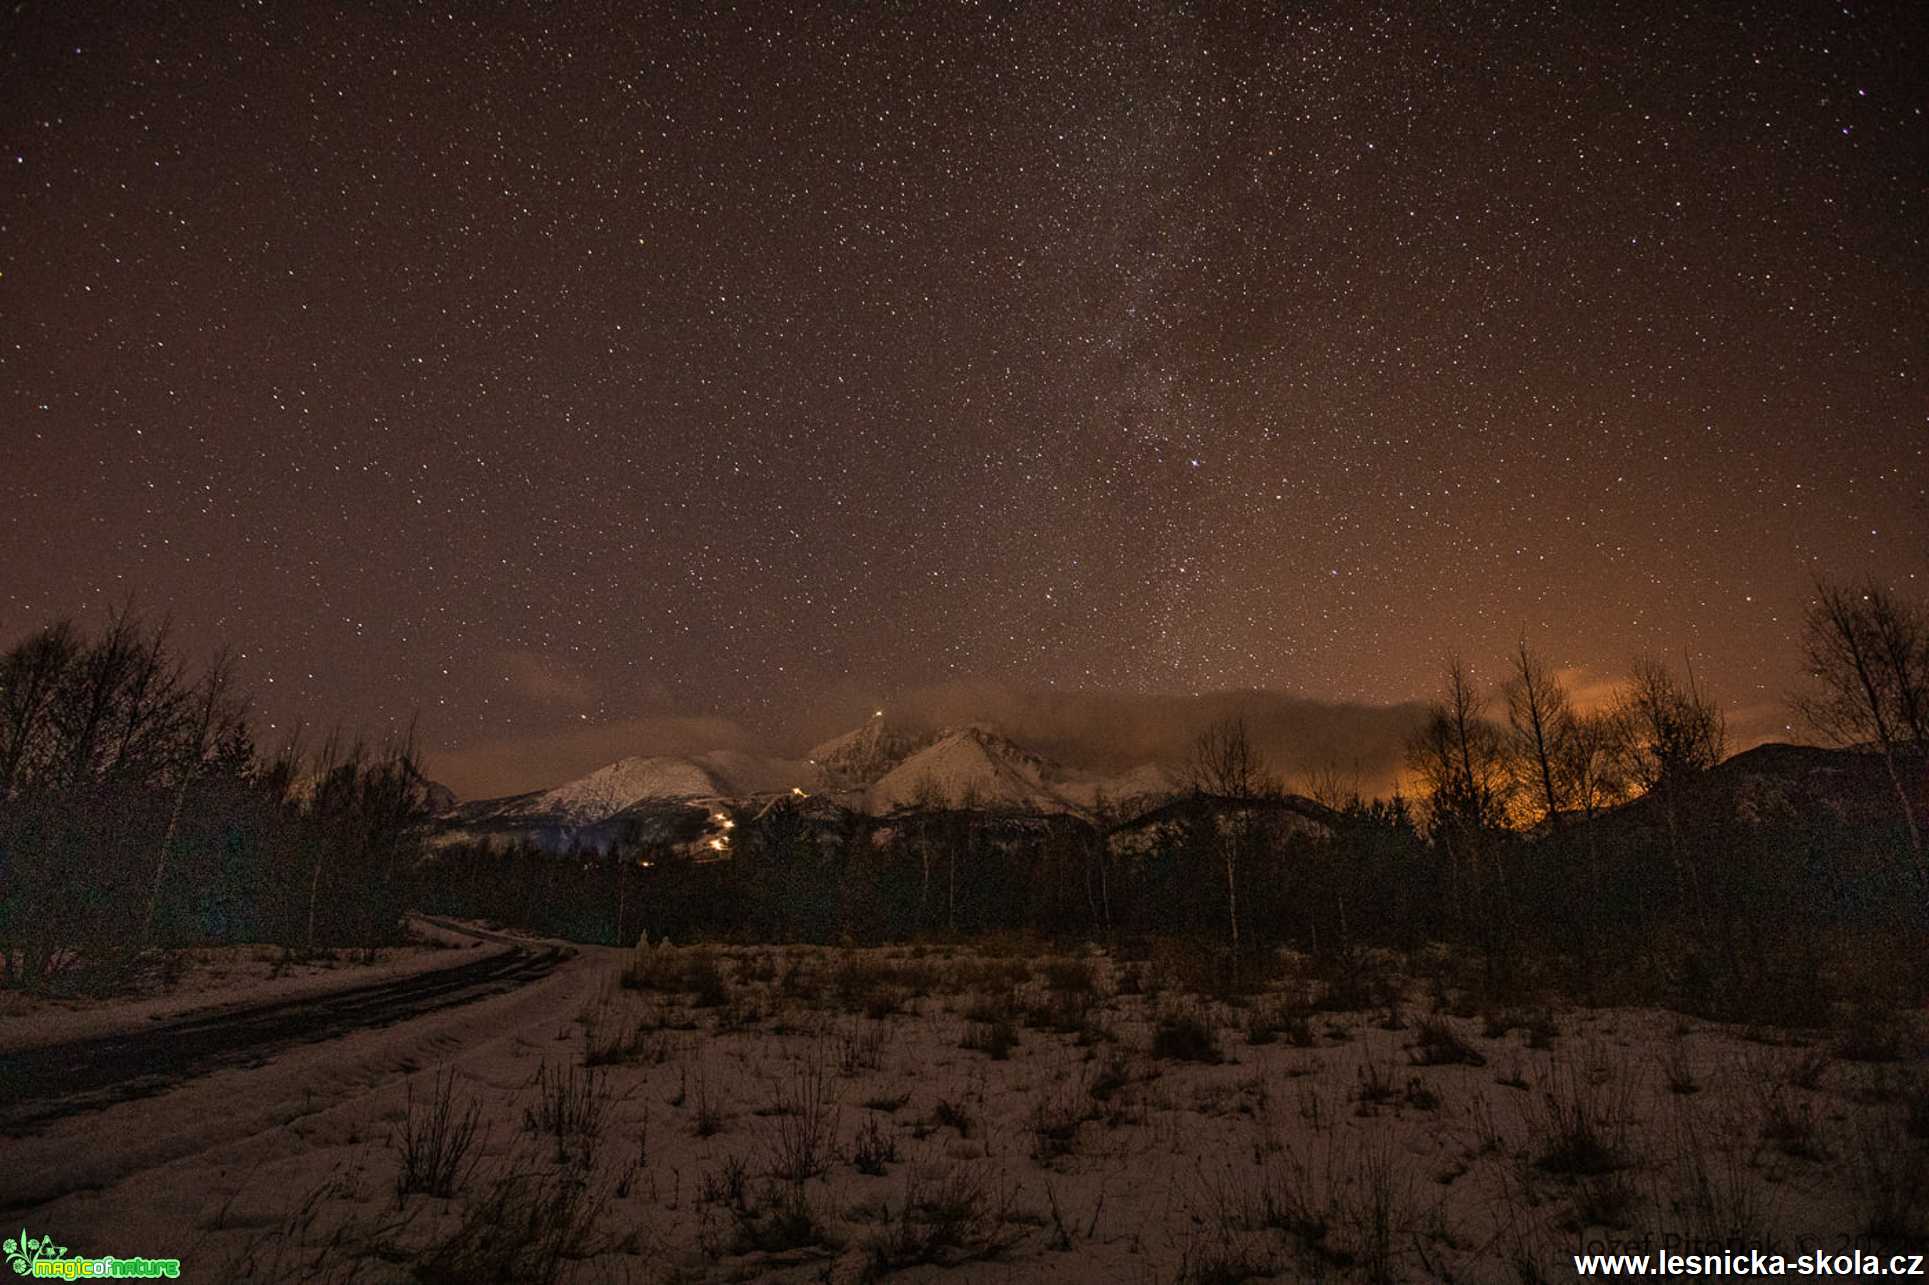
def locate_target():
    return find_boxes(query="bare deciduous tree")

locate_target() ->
[1185,715,1276,798]
[142,647,242,947]
[1615,656,1726,795]
[1405,659,1512,842]
[1405,659,1517,989]
[1554,709,1630,822]
[1299,758,1363,811]
[0,621,78,799]
[1184,715,1276,956]
[1613,655,1725,908]
[1503,640,1574,830]
[1794,577,1927,885]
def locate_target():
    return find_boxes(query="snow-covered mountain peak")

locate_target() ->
[866,724,1070,812]
[806,712,923,789]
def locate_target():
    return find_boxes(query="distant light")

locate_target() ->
[875,709,884,717]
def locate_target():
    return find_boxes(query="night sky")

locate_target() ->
[4,3,1923,798]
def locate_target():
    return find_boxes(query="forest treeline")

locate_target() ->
[0,608,430,990]
[2,577,1925,1023]
[420,576,1929,1023]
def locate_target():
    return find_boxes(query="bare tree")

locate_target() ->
[1554,709,1630,822]
[1184,716,1276,956]
[952,781,983,931]
[1405,659,1517,988]
[0,620,78,798]
[142,647,241,947]
[1794,578,1926,885]
[909,775,946,927]
[1503,639,1574,830]
[1866,587,1929,748]
[1405,659,1512,842]
[1615,656,1726,795]
[1086,787,1114,935]
[1613,655,1726,908]
[1185,715,1277,798]
[1299,758,1363,811]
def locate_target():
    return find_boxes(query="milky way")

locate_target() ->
[3,3,1922,794]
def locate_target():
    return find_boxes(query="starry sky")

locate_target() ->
[3,3,1923,798]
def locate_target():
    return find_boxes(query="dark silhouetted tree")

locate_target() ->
[1614,655,1725,911]
[1503,639,1573,830]
[1795,577,1926,887]
[1184,715,1277,956]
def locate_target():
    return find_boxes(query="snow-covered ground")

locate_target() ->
[0,917,504,1052]
[7,940,1925,1282]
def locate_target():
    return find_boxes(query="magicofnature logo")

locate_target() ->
[6,1228,180,1278]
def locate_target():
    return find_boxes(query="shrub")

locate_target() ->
[1247,1001,1315,1048]
[583,1019,653,1067]
[865,1164,1019,1272]
[1575,1170,1638,1231]
[1410,1018,1486,1067]
[1042,956,1099,995]
[692,1071,724,1138]
[1660,1041,1700,1095]
[1759,1090,1823,1160]
[840,1021,890,1074]
[521,1062,609,1163]
[1152,1011,1223,1064]
[1355,1059,1399,1110]
[1402,1075,1441,1111]
[1088,1050,1132,1103]
[621,936,685,992]
[733,1181,831,1254]
[853,1115,900,1175]
[687,952,731,1008]
[1029,1084,1093,1162]
[766,1062,839,1182]
[1532,1063,1627,1177]
[1848,1106,1929,1245]
[932,1098,974,1138]
[413,1147,607,1283]
[962,1018,1018,1060]
[699,1154,750,1211]
[390,1069,484,1202]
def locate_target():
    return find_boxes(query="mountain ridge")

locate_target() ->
[435,717,1185,843]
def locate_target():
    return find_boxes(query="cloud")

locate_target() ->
[428,667,1802,806]
[1555,665,1627,716]
[427,713,759,800]
[789,681,1431,799]
[428,681,1432,804]
[1555,665,1793,751]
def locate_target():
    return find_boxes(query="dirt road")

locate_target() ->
[0,931,567,1134]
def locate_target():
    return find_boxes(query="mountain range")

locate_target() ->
[432,714,1183,850]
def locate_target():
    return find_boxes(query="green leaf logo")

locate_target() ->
[6,1229,69,1276]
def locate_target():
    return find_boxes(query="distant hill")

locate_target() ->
[1578,741,1925,836]
[431,715,1188,850]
